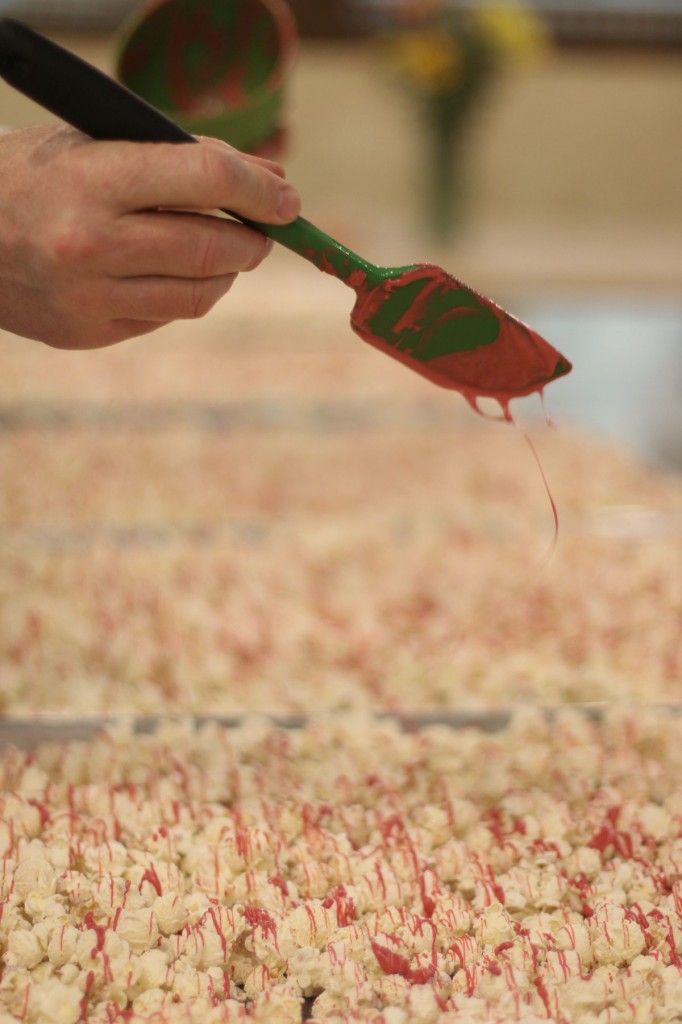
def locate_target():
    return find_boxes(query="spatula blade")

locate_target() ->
[350,264,571,407]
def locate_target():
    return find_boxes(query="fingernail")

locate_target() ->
[276,185,301,221]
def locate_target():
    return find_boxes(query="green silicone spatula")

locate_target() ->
[0,18,571,411]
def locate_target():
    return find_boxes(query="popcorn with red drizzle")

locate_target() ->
[1,710,682,1021]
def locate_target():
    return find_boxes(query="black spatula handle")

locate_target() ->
[0,17,192,144]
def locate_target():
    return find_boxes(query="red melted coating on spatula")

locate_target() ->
[349,266,571,416]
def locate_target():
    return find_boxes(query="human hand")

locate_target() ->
[0,124,301,348]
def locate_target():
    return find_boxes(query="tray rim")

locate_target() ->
[1,703,681,750]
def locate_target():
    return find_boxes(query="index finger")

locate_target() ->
[90,137,301,224]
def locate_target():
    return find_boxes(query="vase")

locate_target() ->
[424,103,473,242]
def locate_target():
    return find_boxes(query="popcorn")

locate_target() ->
[180,920,230,970]
[46,925,80,967]
[2,711,682,1021]
[137,947,172,989]
[131,987,170,1015]
[5,928,44,969]
[22,978,82,1024]
[286,902,335,950]
[588,901,647,966]
[154,892,190,935]
[1,382,679,721]
[638,802,673,841]
[12,853,56,902]
[473,902,515,947]
[114,908,159,955]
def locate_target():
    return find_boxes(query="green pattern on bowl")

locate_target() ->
[116,0,297,151]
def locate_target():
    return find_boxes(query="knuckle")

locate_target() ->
[46,219,98,269]
[187,275,236,318]
[193,229,224,278]
[253,171,279,217]
[204,143,279,218]
[246,233,272,271]
[187,279,218,320]
[199,143,236,197]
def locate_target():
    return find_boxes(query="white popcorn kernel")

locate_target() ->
[286,946,324,996]
[431,893,472,938]
[561,965,620,1015]
[115,908,159,954]
[23,893,66,924]
[542,948,583,983]
[243,963,275,1000]
[27,962,55,985]
[102,956,141,1005]
[58,963,80,986]
[406,983,444,1024]
[42,836,72,872]
[413,805,452,847]
[377,1010,409,1024]
[505,890,536,917]
[432,839,471,888]
[638,803,672,841]
[75,927,102,968]
[13,855,56,902]
[131,987,169,1015]
[589,901,646,966]
[554,917,593,966]
[447,933,480,970]
[154,893,189,935]
[660,963,682,1010]
[2,797,41,842]
[291,855,330,899]
[373,974,411,1006]
[55,869,90,906]
[180,892,213,924]
[630,953,665,977]
[473,902,514,947]
[47,924,80,967]
[0,905,29,942]
[171,961,220,1003]
[251,983,304,1024]
[17,764,50,799]
[286,902,334,949]
[200,924,232,969]
[24,978,82,1024]
[537,870,568,911]
[138,947,172,989]
[92,874,144,916]
[564,845,603,880]
[6,928,44,969]
[83,841,130,878]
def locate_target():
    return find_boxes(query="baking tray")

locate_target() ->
[2,704,681,750]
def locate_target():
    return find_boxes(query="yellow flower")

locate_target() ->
[389,31,463,94]
[474,3,549,64]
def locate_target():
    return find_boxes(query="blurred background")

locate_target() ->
[0,1,679,717]
[1,0,680,464]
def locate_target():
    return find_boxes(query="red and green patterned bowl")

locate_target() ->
[115,0,297,153]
